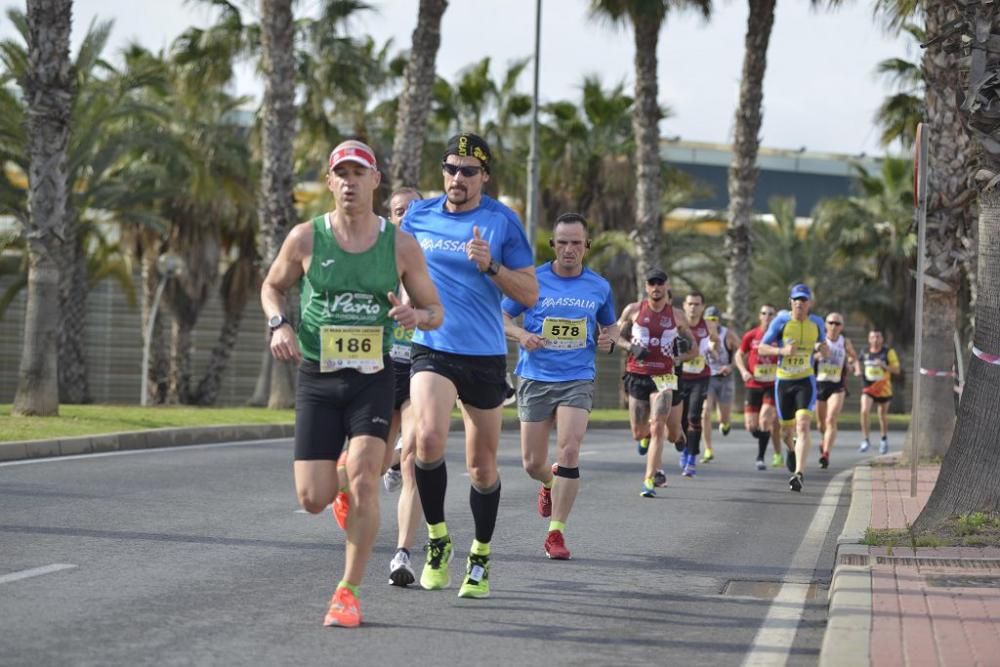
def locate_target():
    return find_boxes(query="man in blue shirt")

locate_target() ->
[402,132,538,598]
[502,213,618,561]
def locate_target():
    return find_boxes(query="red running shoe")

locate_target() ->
[323,586,362,627]
[537,485,552,518]
[332,491,349,531]
[544,530,571,560]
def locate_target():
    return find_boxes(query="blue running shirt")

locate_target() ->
[403,195,534,355]
[502,263,616,382]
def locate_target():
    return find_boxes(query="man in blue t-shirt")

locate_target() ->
[401,132,538,598]
[502,213,617,561]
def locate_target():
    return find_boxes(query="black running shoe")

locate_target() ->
[819,454,829,469]
[789,472,803,492]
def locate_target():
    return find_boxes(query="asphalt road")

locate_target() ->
[0,427,883,666]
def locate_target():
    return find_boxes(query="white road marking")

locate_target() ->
[741,468,851,667]
[0,563,78,584]
[0,439,286,468]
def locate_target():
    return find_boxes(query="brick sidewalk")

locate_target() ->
[867,465,1000,666]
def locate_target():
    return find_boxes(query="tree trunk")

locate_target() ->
[257,0,298,409]
[58,209,91,404]
[14,0,74,417]
[168,318,194,404]
[629,18,663,296]
[907,0,975,460]
[724,0,775,330]
[141,244,170,405]
[389,0,447,190]
[192,308,243,406]
[247,344,273,407]
[913,183,1000,528]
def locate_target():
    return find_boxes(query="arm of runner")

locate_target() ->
[503,312,544,350]
[734,346,752,383]
[467,225,539,307]
[395,230,443,331]
[610,302,637,352]
[261,221,310,362]
[598,323,620,353]
[886,348,901,375]
[673,309,698,361]
[846,338,863,376]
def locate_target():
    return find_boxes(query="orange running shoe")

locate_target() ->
[323,586,362,627]
[332,491,349,531]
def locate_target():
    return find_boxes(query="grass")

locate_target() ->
[862,512,1000,549]
[0,404,294,443]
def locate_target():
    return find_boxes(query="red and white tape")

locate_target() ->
[919,368,957,377]
[972,345,1000,365]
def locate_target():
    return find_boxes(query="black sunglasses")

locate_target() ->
[442,162,484,177]
[827,320,843,326]
[646,278,666,286]
[791,297,808,302]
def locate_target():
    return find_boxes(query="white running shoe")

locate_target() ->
[859,439,871,453]
[383,467,402,493]
[879,437,889,455]
[388,549,415,587]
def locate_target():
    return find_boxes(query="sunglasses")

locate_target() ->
[646,279,666,286]
[791,297,808,302]
[442,162,484,177]
[827,320,843,326]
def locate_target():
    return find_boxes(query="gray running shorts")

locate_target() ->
[707,374,735,403]
[516,378,594,422]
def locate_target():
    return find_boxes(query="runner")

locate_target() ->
[858,328,901,455]
[616,269,695,496]
[678,291,716,477]
[733,303,783,470]
[402,132,538,598]
[814,312,861,469]
[383,187,425,587]
[261,140,442,627]
[700,305,741,463]
[757,283,827,492]
[502,213,617,559]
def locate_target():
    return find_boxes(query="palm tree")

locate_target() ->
[913,1,1000,528]
[589,0,711,296]
[13,0,74,416]
[389,0,448,191]
[258,0,299,409]
[873,24,925,150]
[875,0,977,461]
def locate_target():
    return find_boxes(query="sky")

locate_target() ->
[1,0,917,157]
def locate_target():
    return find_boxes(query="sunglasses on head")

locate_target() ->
[827,320,843,326]
[646,278,666,286]
[441,162,484,177]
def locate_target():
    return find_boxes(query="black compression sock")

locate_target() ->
[414,458,447,525]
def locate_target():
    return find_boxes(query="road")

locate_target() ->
[1,427,881,666]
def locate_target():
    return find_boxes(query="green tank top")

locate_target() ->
[298,214,398,369]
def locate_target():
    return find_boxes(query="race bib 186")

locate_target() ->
[319,325,384,373]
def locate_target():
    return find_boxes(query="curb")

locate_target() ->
[0,418,634,463]
[820,464,873,667]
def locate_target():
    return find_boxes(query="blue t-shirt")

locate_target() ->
[502,263,616,382]
[762,310,826,380]
[403,194,534,355]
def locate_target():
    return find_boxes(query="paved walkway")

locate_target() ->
[822,459,1000,667]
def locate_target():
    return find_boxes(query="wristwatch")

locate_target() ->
[268,314,289,332]
[483,259,500,276]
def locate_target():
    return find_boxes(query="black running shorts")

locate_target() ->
[744,385,776,413]
[622,372,683,406]
[409,344,507,410]
[393,360,412,410]
[294,357,394,461]
[775,376,817,424]
[816,380,846,402]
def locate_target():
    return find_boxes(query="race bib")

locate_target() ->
[817,363,842,383]
[390,324,413,362]
[682,356,706,374]
[782,354,810,375]
[865,364,886,382]
[652,373,678,392]
[319,325,384,373]
[753,363,777,382]
[541,317,587,350]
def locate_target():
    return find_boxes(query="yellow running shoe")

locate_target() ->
[420,536,453,590]
[457,553,491,598]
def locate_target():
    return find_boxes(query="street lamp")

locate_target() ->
[140,252,184,406]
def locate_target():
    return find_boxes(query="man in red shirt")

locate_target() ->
[733,304,782,470]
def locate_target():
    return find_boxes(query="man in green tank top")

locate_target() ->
[261,140,442,628]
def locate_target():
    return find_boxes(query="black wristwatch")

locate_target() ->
[483,259,500,276]
[268,314,289,332]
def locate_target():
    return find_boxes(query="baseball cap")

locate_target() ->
[704,305,721,320]
[790,283,812,300]
[443,132,492,171]
[644,268,669,283]
[329,140,377,171]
